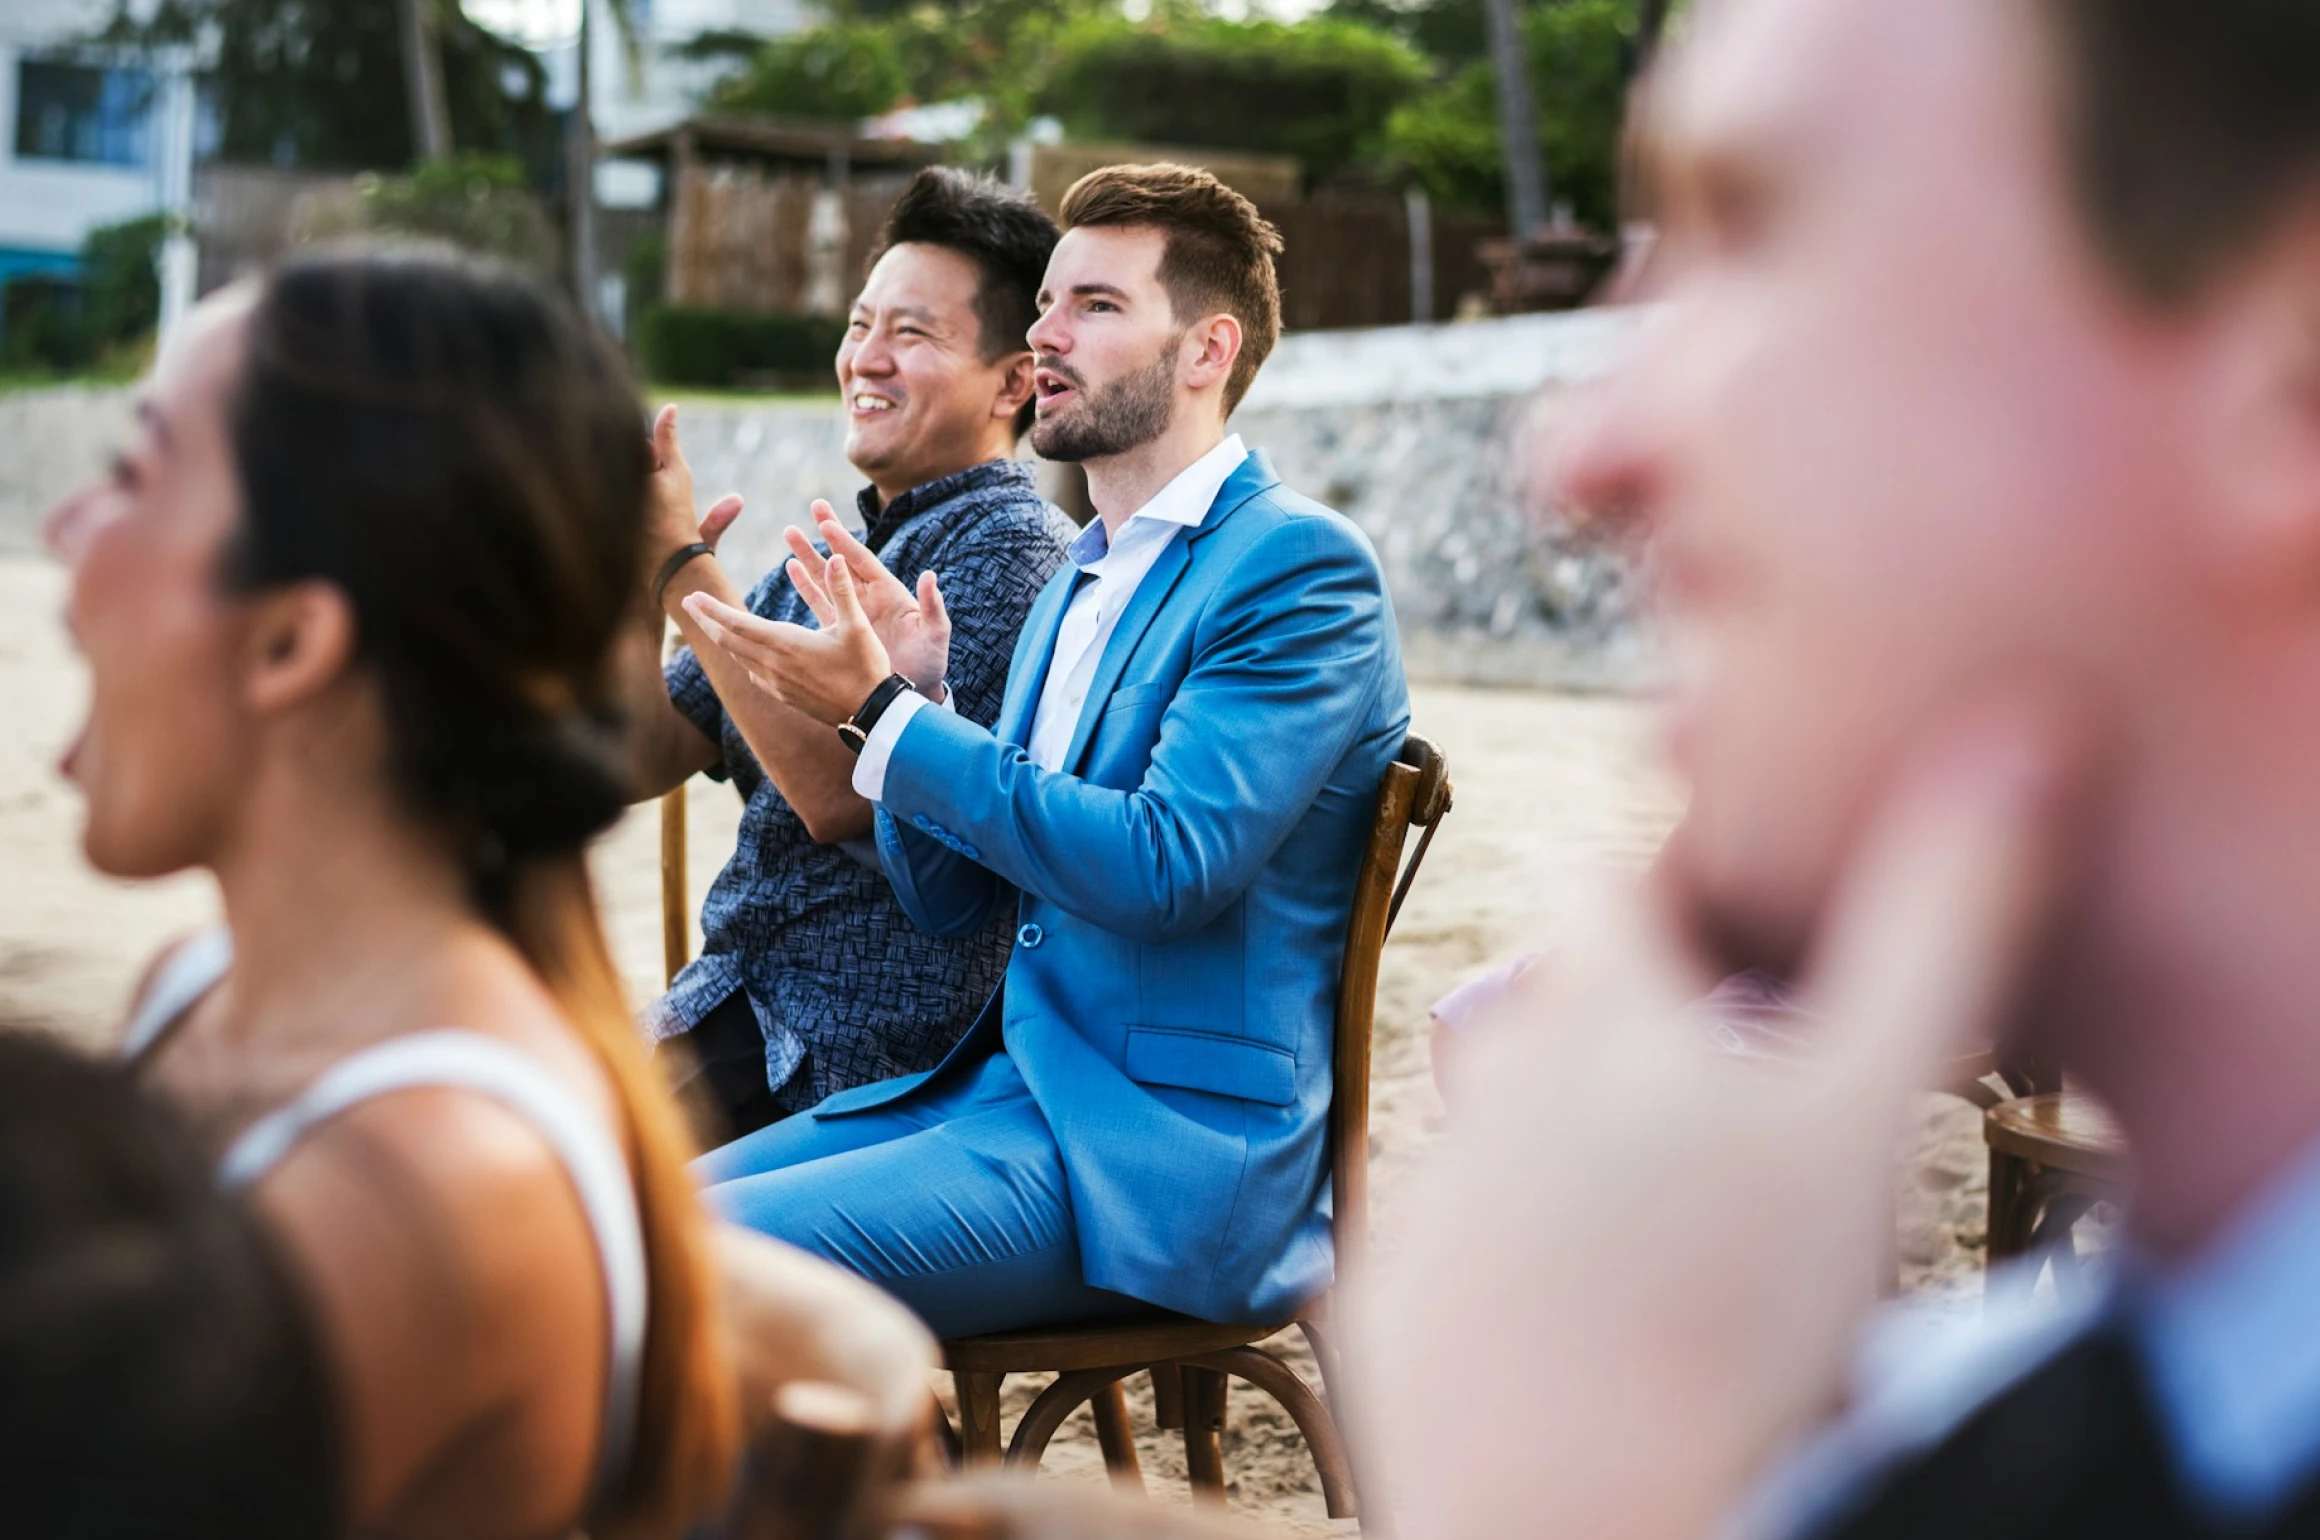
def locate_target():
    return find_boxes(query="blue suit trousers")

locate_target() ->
[692,1052,1142,1338]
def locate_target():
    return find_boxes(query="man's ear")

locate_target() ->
[1182,313,1244,399]
[993,350,1037,423]
[241,580,359,715]
[2201,213,2320,608]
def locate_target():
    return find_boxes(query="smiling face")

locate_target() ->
[1560,0,2222,972]
[44,288,266,878]
[838,242,1031,504]
[1025,225,1188,463]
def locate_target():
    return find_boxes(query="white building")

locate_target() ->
[472,0,810,148]
[0,0,192,302]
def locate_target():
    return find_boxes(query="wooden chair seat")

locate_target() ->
[1984,1090,2131,1281]
[944,1312,1288,1376]
[936,735,1454,1523]
[1985,1091,2128,1181]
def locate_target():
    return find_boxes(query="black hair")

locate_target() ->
[0,1028,339,1538]
[224,245,643,893]
[218,245,736,1538]
[2042,0,2320,302]
[868,168,1059,436]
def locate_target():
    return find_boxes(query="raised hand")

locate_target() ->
[780,503,953,697]
[681,546,895,729]
[1351,701,2084,1540]
[645,405,745,592]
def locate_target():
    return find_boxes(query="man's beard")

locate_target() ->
[1030,340,1178,462]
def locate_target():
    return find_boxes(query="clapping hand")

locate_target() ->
[782,507,954,699]
[679,534,895,728]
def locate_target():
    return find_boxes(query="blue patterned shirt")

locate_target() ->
[651,459,1075,1113]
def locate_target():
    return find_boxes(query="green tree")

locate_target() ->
[1386,0,1635,228]
[95,0,555,174]
[709,22,914,122]
[1043,15,1429,187]
[708,0,1115,150]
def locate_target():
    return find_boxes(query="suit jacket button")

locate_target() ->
[1016,923,1044,948]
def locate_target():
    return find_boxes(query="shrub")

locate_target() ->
[635,306,845,391]
[1045,16,1430,188]
[298,153,558,272]
[0,213,171,373]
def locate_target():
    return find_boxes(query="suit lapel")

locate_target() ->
[1058,530,1192,774]
[1052,451,1282,774]
[997,567,1076,748]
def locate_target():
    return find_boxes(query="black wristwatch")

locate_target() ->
[837,674,918,754]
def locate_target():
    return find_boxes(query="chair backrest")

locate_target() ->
[1329,734,1453,1276]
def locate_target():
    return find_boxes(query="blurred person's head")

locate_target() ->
[1028,163,1283,463]
[1561,0,2320,1065]
[843,168,1057,503]
[41,246,736,1534]
[0,1027,337,1539]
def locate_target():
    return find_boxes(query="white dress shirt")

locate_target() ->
[853,434,1247,801]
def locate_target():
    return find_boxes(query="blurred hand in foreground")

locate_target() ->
[1350,703,2084,1540]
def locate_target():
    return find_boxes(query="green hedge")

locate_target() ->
[635,305,846,392]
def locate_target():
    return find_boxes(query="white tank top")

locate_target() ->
[123,929,649,1498]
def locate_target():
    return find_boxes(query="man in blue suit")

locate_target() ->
[680,163,1411,1337]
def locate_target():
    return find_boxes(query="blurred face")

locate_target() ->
[1027,225,1184,462]
[1560,0,2210,969]
[44,289,265,878]
[839,242,1028,501]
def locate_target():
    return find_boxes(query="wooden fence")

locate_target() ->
[666,163,917,316]
[660,160,1503,331]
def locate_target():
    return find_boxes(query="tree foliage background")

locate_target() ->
[708,0,1655,227]
[95,0,557,175]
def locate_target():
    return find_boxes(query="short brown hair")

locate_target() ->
[2040,0,2320,302]
[1058,163,1285,414]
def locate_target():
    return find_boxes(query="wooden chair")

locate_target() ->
[936,734,1453,1520]
[1984,1090,2129,1287]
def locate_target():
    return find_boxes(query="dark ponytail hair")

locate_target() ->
[223,245,737,1538]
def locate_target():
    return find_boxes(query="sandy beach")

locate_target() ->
[0,551,1990,1531]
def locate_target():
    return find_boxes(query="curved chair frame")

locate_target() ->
[935,734,1453,1521]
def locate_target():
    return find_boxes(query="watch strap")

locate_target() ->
[837,674,918,755]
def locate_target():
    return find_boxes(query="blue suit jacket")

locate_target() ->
[815,450,1410,1324]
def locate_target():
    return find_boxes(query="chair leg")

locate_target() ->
[1189,1348,1359,1521]
[1150,1362,1185,1431]
[1006,1368,1136,1471]
[954,1370,1005,1466]
[1091,1379,1145,1494]
[1985,1147,2035,1264]
[1181,1365,1228,1501]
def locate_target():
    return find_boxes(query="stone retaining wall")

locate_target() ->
[0,308,1651,689]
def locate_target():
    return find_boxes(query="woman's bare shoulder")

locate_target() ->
[251,1088,612,1536]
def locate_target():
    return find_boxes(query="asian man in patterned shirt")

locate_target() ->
[624,169,1075,1142]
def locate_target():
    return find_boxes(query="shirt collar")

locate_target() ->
[855,457,1037,551]
[2128,1129,2320,1517]
[1065,434,1247,570]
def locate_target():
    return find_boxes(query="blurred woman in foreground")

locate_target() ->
[44,247,737,1539]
